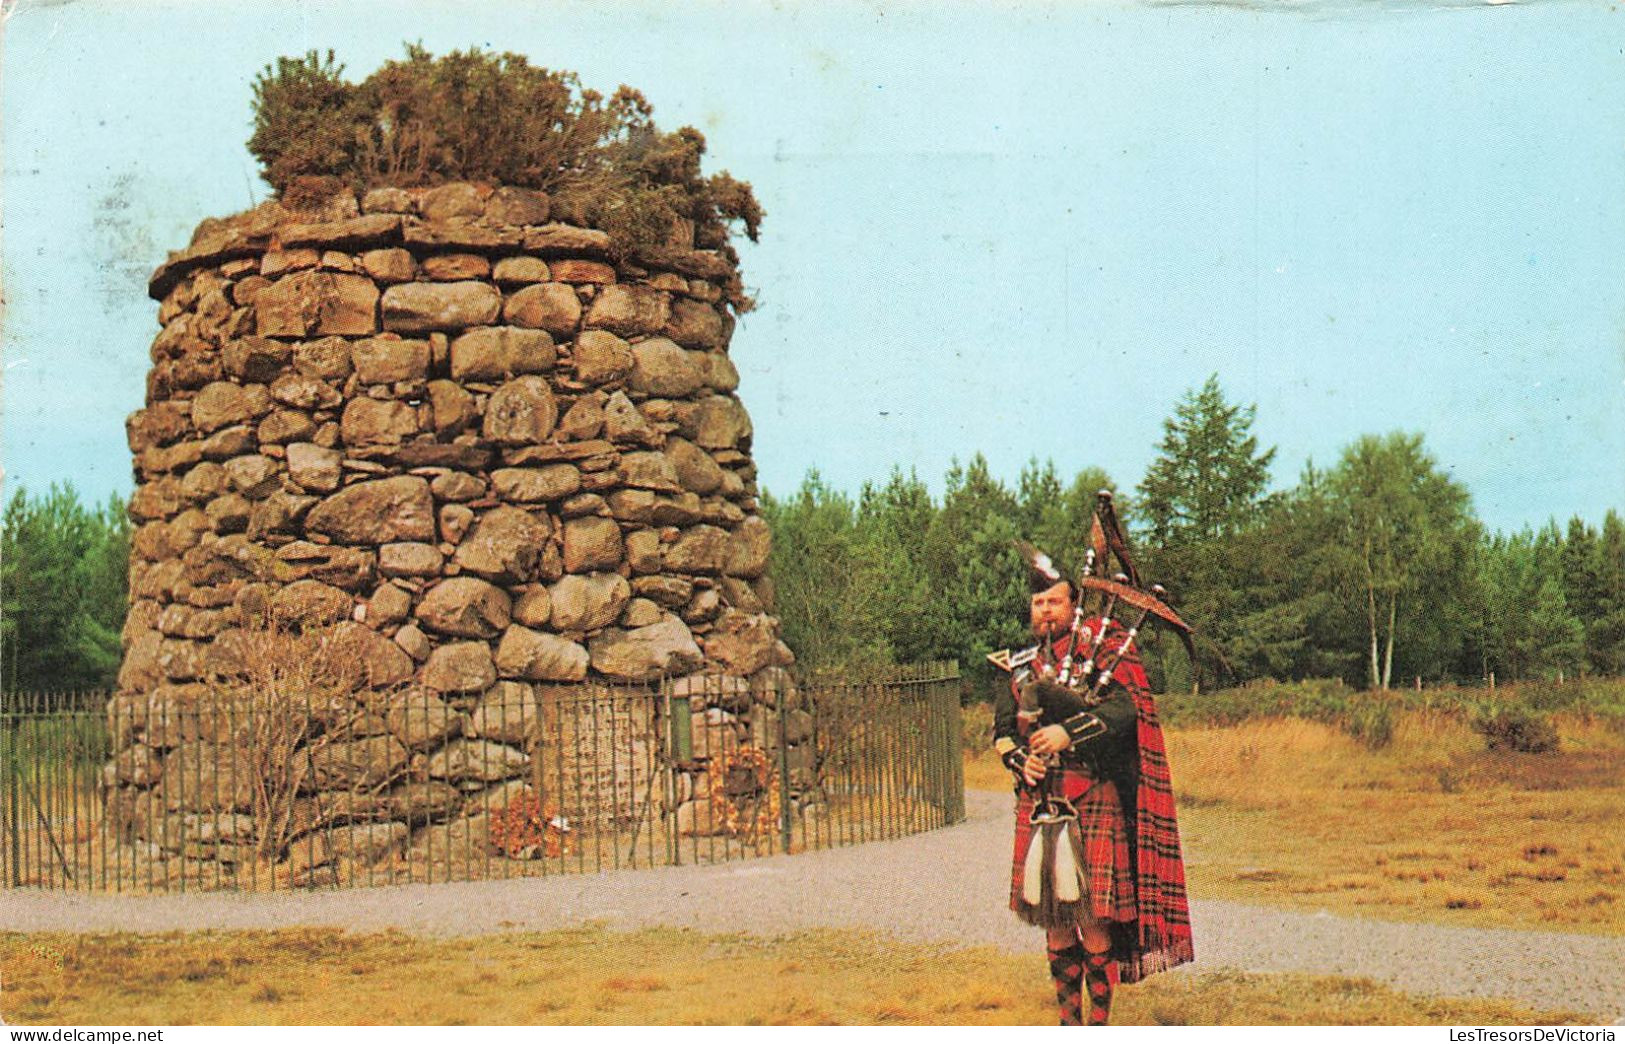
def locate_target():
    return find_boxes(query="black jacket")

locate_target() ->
[994,668,1139,781]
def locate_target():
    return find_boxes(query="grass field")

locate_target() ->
[0,925,1588,1026]
[965,704,1625,935]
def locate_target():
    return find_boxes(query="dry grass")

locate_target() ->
[964,708,1624,935]
[0,926,1586,1026]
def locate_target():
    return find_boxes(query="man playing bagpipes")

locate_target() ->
[990,493,1196,1026]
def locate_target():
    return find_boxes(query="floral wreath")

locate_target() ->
[707,745,781,840]
[489,788,573,859]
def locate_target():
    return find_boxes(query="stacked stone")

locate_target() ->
[111,182,796,880]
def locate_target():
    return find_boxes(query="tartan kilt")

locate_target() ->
[1010,770,1136,926]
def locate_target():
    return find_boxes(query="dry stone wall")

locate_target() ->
[111,182,797,881]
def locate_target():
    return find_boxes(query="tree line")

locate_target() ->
[1,376,1619,697]
[762,376,1625,698]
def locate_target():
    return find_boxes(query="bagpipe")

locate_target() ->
[992,490,1197,923]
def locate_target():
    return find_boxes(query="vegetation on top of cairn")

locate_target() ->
[248,46,762,298]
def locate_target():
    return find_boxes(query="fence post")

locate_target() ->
[662,684,680,868]
[776,674,792,855]
[6,712,20,887]
[944,667,965,824]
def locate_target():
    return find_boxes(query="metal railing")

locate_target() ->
[1,664,962,892]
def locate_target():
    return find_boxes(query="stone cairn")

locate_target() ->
[110,182,800,884]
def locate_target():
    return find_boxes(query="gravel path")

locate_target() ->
[5,790,1620,1020]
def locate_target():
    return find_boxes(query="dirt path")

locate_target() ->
[5,790,1620,1020]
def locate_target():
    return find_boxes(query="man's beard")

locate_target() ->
[1033,617,1070,638]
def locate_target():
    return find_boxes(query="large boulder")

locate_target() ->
[332,621,417,687]
[191,382,271,433]
[588,615,703,680]
[352,337,431,383]
[340,398,418,446]
[286,442,342,493]
[466,681,539,743]
[482,376,557,445]
[489,465,580,503]
[307,735,411,790]
[690,395,752,449]
[573,330,634,384]
[306,476,436,545]
[453,506,550,583]
[495,625,590,681]
[585,284,670,337]
[269,578,352,627]
[503,283,581,337]
[379,688,462,750]
[381,281,501,333]
[629,338,704,397]
[421,641,498,693]
[548,572,631,632]
[701,610,785,675]
[415,576,513,638]
[664,438,724,494]
[726,516,772,579]
[665,524,733,575]
[450,327,555,381]
[256,271,380,337]
[426,739,530,784]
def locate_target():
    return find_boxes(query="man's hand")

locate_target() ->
[1022,756,1048,787]
[1028,724,1073,757]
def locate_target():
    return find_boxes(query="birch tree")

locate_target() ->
[1327,433,1476,690]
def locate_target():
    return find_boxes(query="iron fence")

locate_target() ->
[1,664,962,892]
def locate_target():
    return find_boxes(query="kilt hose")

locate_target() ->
[1009,770,1137,928]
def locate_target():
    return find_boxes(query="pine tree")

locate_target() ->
[1523,576,1586,680]
[1587,511,1625,674]
[926,455,1027,697]
[0,484,130,690]
[856,467,938,664]
[1136,374,1276,549]
[759,472,890,670]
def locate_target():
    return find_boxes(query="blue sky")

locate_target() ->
[3,0,1622,533]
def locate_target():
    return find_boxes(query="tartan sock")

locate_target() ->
[1046,937,1086,1026]
[1082,946,1115,1026]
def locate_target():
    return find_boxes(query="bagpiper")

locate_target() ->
[990,492,1196,1026]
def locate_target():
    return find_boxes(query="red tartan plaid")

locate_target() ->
[1114,635,1195,984]
[1009,772,1136,925]
[1008,622,1196,985]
